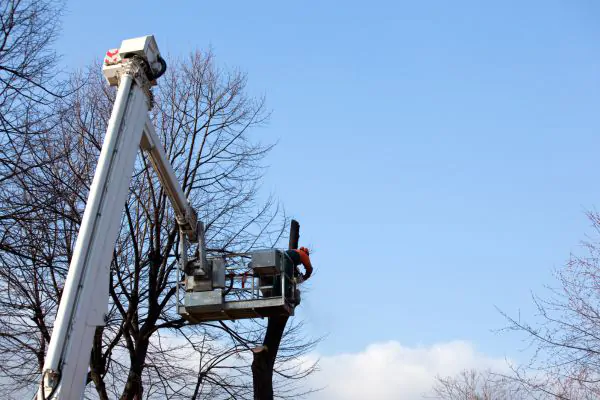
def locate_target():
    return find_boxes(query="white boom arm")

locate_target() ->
[38,36,196,399]
[141,119,197,241]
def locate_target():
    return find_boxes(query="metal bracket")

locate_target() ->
[119,59,155,109]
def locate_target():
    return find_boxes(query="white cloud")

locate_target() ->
[303,340,509,400]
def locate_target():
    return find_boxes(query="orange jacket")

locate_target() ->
[290,247,313,281]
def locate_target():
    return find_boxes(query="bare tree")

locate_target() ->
[252,219,299,400]
[0,0,64,181]
[0,0,65,286]
[0,51,318,399]
[500,211,600,400]
[430,369,527,400]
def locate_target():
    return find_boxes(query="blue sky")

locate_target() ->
[55,0,600,368]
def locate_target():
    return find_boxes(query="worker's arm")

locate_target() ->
[298,250,313,281]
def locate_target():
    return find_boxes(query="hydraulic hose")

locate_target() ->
[153,55,167,79]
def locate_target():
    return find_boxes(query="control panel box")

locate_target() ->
[251,249,283,275]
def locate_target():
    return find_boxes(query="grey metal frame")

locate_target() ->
[177,250,297,323]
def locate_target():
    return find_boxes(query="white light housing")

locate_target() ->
[119,35,160,66]
[102,35,163,87]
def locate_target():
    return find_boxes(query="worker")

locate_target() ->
[285,246,313,283]
[282,247,313,306]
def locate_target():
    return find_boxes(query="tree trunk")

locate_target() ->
[251,219,299,400]
[89,326,109,400]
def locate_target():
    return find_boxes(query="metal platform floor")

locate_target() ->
[179,297,295,323]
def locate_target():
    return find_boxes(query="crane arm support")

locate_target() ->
[37,36,202,400]
[39,71,151,399]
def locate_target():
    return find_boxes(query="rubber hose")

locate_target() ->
[153,55,167,79]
